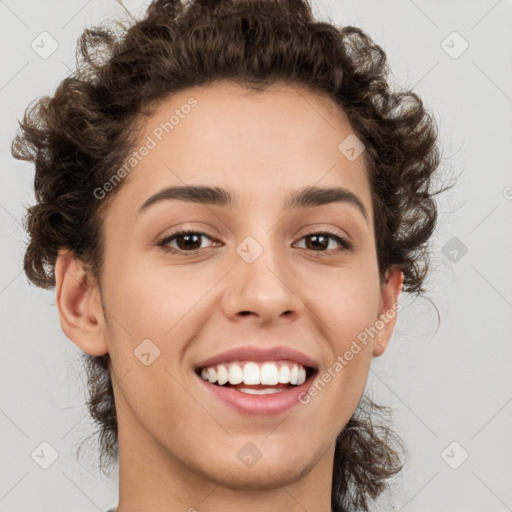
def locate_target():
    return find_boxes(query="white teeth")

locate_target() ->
[207,367,217,383]
[243,362,260,385]
[198,360,310,387]
[290,364,299,385]
[228,362,243,385]
[260,362,279,385]
[278,365,290,384]
[297,366,306,385]
[236,387,286,395]
[217,364,229,385]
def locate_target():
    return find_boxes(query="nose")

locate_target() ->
[220,238,303,326]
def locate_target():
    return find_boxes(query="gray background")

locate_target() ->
[1,0,511,510]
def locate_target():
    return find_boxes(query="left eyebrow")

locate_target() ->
[138,184,368,223]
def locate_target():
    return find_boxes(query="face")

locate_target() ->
[57,81,403,498]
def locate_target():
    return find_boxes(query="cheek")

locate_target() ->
[311,267,381,349]
[309,278,378,417]
[104,260,210,339]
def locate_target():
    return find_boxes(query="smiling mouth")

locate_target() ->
[194,360,317,394]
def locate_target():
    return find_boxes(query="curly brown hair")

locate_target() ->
[11,0,453,510]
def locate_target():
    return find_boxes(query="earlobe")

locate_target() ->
[372,267,404,358]
[55,248,109,356]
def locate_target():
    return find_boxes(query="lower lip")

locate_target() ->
[195,373,316,416]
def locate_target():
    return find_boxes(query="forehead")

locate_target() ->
[109,81,372,220]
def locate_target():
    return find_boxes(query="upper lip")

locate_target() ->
[194,345,319,371]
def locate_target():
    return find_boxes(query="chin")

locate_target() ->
[195,447,318,491]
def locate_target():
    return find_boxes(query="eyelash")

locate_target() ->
[157,229,352,256]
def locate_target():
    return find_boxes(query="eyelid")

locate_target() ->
[157,223,222,243]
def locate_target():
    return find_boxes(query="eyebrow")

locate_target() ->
[139,184,368,222]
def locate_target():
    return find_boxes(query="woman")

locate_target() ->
[11,0,450,510]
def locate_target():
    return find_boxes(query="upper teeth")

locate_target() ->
[199,361,307,386]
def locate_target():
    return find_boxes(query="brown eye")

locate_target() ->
[159,230,217,254]
[296,231,351,253]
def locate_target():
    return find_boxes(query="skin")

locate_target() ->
[55,81,403,512]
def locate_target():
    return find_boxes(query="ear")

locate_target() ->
[372,266,404,357]
[55,248,109,356]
